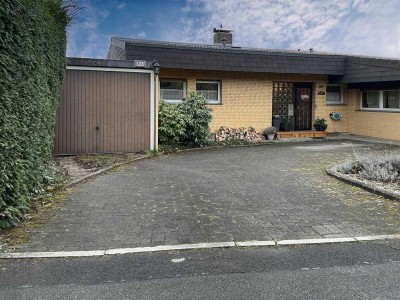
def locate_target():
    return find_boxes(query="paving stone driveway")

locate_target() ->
[7,140,400,252]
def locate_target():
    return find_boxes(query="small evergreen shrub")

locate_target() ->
[158,100,187,145]
[158,92,212,147]
[179,92,212,146]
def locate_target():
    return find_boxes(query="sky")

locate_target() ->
[67,0,400,59]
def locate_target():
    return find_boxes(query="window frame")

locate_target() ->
[326,84,344,104]
[196,80,221,104]
[159,79,186,103]
[360,89,400,112]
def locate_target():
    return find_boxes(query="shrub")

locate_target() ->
[337,150,400,183]
[0,0,77,228]
[179,92,213,146]
[158,92,213,147]
[158,100,187,145]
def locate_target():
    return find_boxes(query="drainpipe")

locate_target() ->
[152,61,160,151]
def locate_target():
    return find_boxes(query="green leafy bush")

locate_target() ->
[158,92,212,147]
[179,92,212,146]
[0,0,77,228]
[158,100,187,145]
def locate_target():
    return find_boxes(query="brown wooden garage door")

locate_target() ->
[54,68,152,155]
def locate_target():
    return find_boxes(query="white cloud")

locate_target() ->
[137,31,146,38]
[67,0,400,59]
[67,1,111,58]
[116,3,126,10]
[168,0,400,58]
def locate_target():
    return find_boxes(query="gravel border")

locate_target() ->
[326,165,400,201]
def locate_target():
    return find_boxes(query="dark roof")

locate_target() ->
[106,37,400,83]
[108,37,345,76]
[336,57,400,83]
[66,57,153,69]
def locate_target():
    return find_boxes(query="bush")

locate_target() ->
[179,92,212,146]
[158,100,187,145]
[158,92,212,147]
[337,150,400,183]
[0,0,77,228]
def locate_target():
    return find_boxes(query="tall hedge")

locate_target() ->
[0,0,76,228]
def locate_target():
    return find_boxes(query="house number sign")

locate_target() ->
[318,85,325,95]
[134,60,146,68]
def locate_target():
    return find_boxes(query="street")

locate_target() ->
[2,241,400,299]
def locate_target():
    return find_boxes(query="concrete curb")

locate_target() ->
[2,235,400,259]
[326,165,400,201]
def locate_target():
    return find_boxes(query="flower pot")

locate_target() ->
[314,124,328,131]
[267,134,275,140]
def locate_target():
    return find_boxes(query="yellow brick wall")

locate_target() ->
[160,69,327,133]
[347,89,400,140]
[313,83,349,133]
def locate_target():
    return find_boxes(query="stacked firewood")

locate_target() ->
[214,126,262,142]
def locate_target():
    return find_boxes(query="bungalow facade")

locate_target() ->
[107,29,400,141]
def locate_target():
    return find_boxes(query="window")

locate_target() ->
[383,91,400,109]
[196,81,220,104]
[361,90,400,111]
[362,91,380,108]
[160,80,185,103]
[326,84,343,104]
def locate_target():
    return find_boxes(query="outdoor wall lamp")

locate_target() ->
[152,61,160,76]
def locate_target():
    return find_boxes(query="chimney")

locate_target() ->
[213,27,233,46]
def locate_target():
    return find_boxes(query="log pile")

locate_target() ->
[214,126,262,142]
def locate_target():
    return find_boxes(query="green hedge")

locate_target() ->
[0,0,75,228]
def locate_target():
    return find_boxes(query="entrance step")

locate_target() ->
[277,131,327,139]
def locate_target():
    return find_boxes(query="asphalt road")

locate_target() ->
[2,241,400,299]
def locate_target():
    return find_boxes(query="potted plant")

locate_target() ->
[264,127,276,140]
[314,117,328,131]
[272,115,281,131]
[280,117,294,131]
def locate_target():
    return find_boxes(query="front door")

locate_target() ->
[294,84,312,130]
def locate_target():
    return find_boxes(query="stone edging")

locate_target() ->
[62,155,149,189]
[326,165,400,201]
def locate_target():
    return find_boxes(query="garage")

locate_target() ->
[53,58,156,155]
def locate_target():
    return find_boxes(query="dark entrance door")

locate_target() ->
[294,83,312,130]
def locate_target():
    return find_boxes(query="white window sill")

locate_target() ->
[326,102,345,106]
[357,109,400,113]
[163,100,183,104]
[206,100,221,105]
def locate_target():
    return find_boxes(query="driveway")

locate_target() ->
[5,140,400,252]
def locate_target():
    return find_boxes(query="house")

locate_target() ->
[107,28,400,141]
